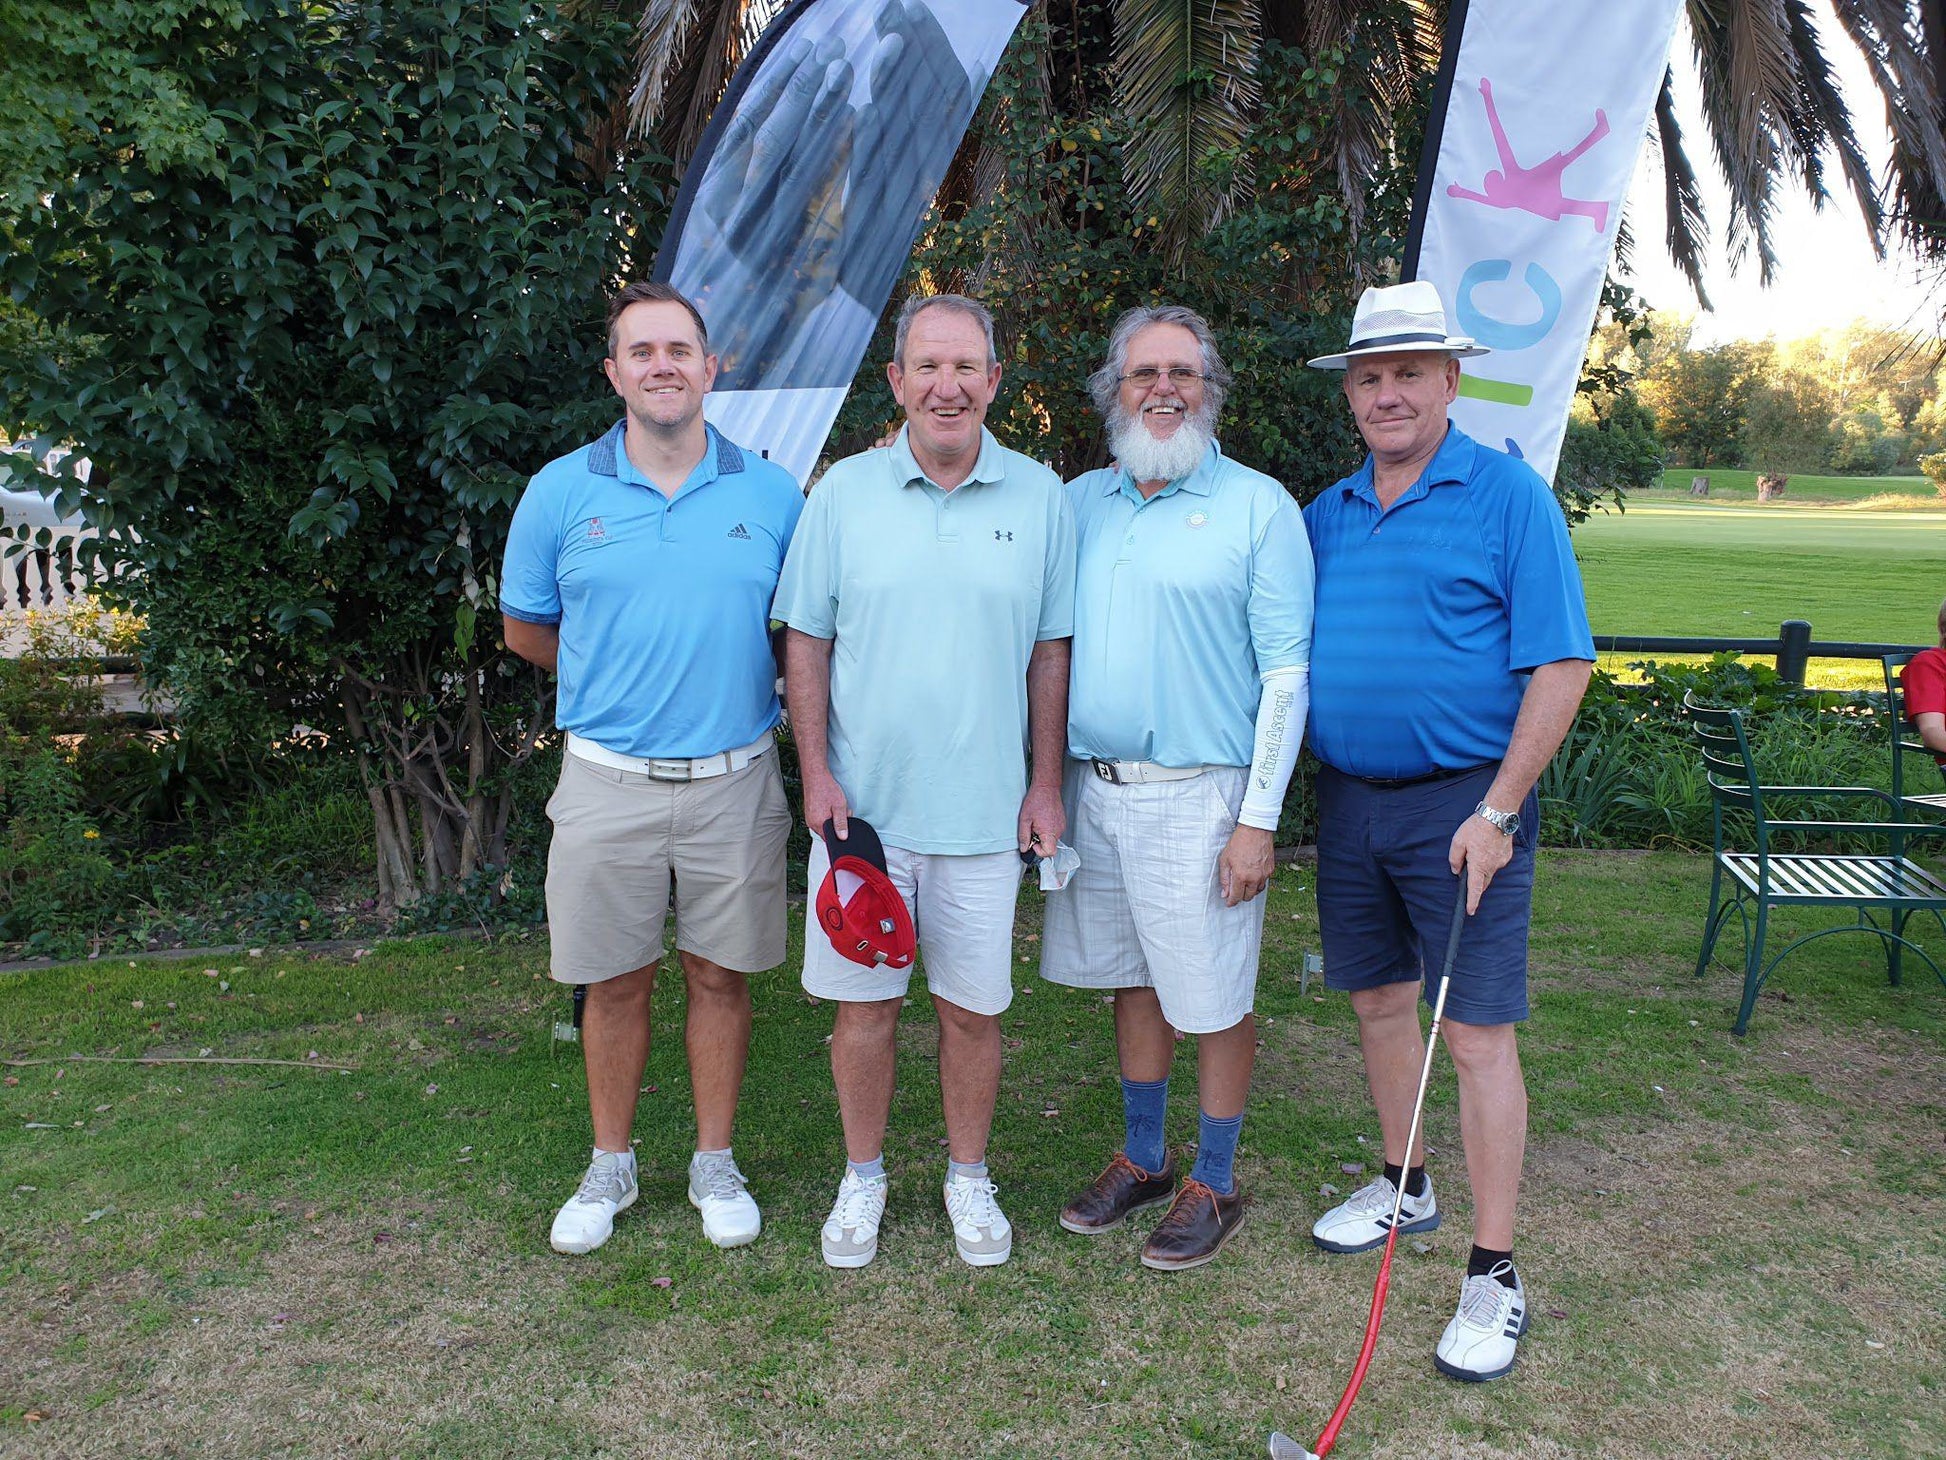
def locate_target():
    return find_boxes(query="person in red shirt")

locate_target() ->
[1904,597,1946,768]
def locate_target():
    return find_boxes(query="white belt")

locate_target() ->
[568,731,772,782]
[1089,757,1210,786]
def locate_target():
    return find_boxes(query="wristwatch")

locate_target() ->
[1474,800,1520,837]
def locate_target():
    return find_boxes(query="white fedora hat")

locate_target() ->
[1306,279,1490,370]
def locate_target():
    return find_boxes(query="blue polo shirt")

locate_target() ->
[1067,443,1313,767]
[500,421,803,758]
[1304,424,1594,779]
[775,427,1076,855]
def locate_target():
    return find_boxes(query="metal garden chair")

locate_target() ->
[1683,690,1946,1035]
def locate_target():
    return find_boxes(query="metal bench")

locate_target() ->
[1684,691,1946,1034]
[1882,652,1946,818]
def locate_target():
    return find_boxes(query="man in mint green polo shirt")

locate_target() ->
[777,293,1075,1270]
[1040,303,1313,1272]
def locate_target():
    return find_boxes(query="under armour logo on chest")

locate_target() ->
[994,530,1014,542]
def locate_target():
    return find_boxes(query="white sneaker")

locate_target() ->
[821,1170,888,1269]
[1311,1173,1439,1253]
[943,1171,1012,1267]
[549,1151,637,1254]
[688,1153,761,1248]
[1435,1263,1529,1382]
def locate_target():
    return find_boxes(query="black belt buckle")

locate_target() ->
[1091,759,1122,785]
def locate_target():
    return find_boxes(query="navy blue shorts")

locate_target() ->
[1314,762,1537,1026]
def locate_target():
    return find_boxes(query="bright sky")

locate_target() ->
[1620,3,1940,346]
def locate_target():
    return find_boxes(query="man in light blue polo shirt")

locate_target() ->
[501,281,803,1258]
[1040,304,1313,1272]
[1303,280,1594,1383]
[777,293,1075,1270]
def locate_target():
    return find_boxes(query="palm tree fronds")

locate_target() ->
[627,0,711,137]
[1112,0,1264,266]
[1654,65,1713,309]
[1273,0,1438,240]
[1827,0,1946,259]
[1780,0,1881,244]
[628,0,772,163]
[1687,0,1788,281]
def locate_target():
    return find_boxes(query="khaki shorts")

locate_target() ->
[1039,762,1264,1034]
[544,747,791,983]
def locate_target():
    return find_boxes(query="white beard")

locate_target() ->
[1109,405,1215,486]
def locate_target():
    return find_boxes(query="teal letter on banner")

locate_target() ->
[1455,261,1561,351]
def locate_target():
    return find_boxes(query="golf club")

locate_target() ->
[1267,876,1470,1460]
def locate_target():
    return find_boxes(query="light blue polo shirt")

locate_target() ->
[1067,443,1314,767]
[1304,424,1594,779]
[500,421,803,758]
[775,427,1076,855]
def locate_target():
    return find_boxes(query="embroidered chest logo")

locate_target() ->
[1184,511,1209,529]
[586,517,607,541]
[727,522,752,540]
[994,530,1014,542]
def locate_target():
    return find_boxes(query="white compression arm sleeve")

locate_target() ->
[1238,664,1309,831]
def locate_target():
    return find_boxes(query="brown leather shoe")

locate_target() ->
[1058,1151,1178,1235]
[1139,1178,1244,1270]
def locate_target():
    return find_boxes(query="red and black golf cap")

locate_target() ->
[815,817,916,970]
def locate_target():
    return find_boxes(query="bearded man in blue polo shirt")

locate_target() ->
[501,281,804,1258]
[777,293,1075,1271]
[1303,280,1594,1382]
[1040,304,1313,1271]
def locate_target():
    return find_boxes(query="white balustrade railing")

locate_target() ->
[4,525,101,614]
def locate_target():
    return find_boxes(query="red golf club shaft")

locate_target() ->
[1310,1225,1401,1457]
[1294,881,1469,1460]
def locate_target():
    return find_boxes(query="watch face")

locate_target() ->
[1477,801,1518,835]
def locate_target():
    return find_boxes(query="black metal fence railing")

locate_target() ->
[1595,619,1925,686]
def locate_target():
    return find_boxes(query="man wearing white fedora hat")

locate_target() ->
[1303,279,1594,1382]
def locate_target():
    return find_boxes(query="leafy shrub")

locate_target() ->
[1538,654,1886,850]
[0,746,120,956]
[1919,452,1946,499]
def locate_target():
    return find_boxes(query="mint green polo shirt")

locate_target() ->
[776,426,1076,854]
[1067,442,1314,767]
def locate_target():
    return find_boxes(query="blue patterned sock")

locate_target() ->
[1189,1109,1243,1195]
[1120,1076,1169,1172]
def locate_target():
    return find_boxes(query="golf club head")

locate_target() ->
[1267,1432,1322,1460]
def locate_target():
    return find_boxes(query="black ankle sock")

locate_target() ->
[1468,1244,1517,1286]
[1382,1161,1428,1198]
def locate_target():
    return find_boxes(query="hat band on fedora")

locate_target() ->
[1349,328,1456,349]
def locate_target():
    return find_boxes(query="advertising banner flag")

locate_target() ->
[654,0,1029,486]
[1404,0,1684,482]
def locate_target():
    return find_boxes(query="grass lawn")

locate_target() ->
[1576,494,1945,691]
[3,856,1943,1458]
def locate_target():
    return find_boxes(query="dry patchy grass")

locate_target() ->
[3,855,1943,1459]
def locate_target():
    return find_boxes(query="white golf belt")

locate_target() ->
[1089,757,1211,785]
[567,731,772,781]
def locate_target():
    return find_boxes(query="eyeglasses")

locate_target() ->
[1117,367,1206,388]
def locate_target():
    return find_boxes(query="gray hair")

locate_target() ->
[893,293,998,369]
[1088,304,1233,419]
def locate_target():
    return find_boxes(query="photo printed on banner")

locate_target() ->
[664,0,1022,395]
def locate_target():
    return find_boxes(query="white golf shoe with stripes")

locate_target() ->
[1435,1262,1528,1382]
[1310,1173,1439,1253]
[550,1150,638,1254]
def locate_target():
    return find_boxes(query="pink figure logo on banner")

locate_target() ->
[1445,78,1611,232]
